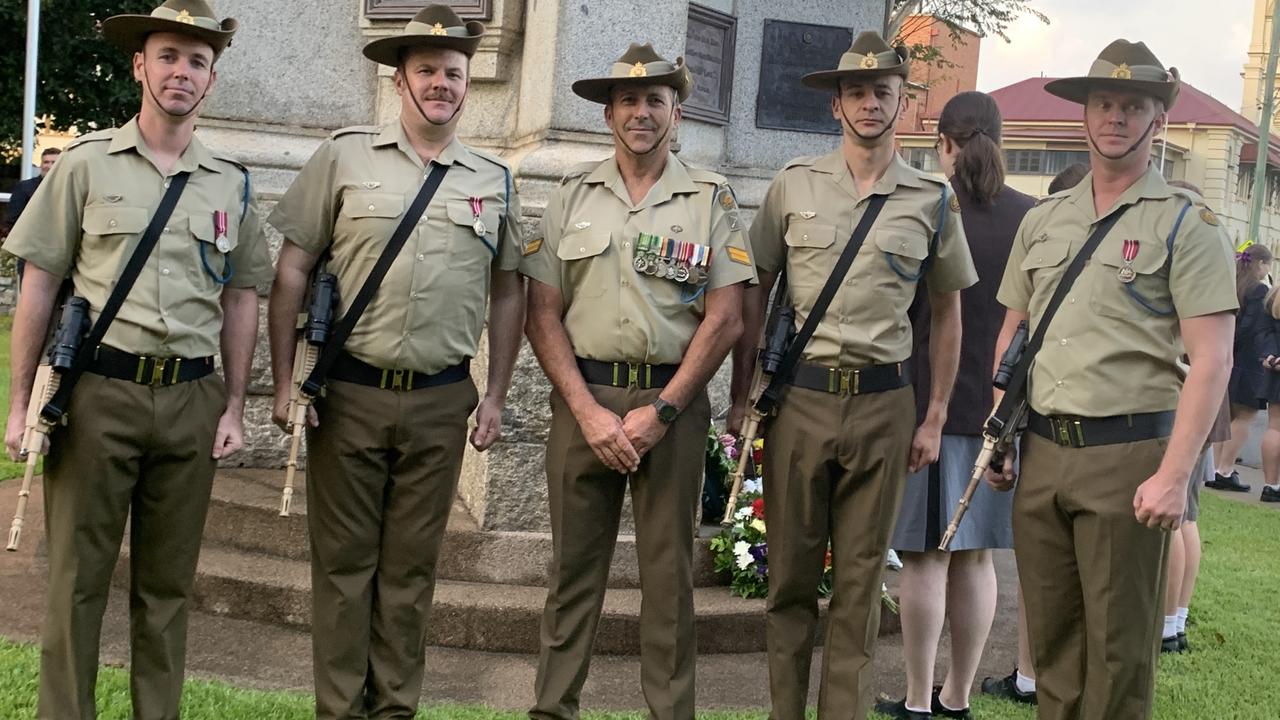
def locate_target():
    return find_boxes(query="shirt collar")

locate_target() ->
[1069,164,1170,220]
[583,152,698,210]
[375,122,476,171]
[812,150,922,200]
[108,116,222,175]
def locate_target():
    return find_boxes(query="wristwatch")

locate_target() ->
[652,397,680,425]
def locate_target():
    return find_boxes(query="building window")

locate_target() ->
[1238,166,1254,202]
[904,148,941,173]
[1004,149,1090,175]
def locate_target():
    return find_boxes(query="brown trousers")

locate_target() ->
[763,384,916,720]
[1014,433,1171,720]
[530,385,711,720]
[306,377,478,720]
[39,373,225,720]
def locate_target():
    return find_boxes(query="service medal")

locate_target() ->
[213,210,230,253]
[469,197,486,236]
[633,255,649,272]
[674,264,690,282]
[1118,239,1139,283]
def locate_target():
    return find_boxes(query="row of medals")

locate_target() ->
[632,232,711,286]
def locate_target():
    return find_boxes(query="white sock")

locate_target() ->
[1163,614,1178,638]
[1176,607,1189,634]
[937,694,966,711]
[1016,670,1036,693]
[905,704,931,714]
[1265,483,1280,491]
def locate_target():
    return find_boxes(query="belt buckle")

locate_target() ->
[381,368,413,390]
[1050,417,1085,447]
[829,369,859,396]
[147,357,170,386]
[617,362,646,389]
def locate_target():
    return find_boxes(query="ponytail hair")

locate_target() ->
[937,91,1005,205]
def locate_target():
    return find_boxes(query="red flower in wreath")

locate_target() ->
[751,497,765,519]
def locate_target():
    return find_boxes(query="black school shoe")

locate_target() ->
[874,695,932,719]
[931,687,973,719]
[1262,485,1280,502]
[981,669,1038,705]
[1161,634,1183,653]
[1179,631,1190,651]
[1206,471,1252,492]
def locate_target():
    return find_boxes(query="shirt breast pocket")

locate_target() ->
[557,229,611,299]
[1019,239,1071,283]
[339,191,406,257]
[784,222,836,286]
[873,229,930,280]
[1091,239,1172,319]
[445,200,500,270]
[81,205,148,281]
[188,211,238,288]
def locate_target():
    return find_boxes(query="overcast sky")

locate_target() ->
[974,0,1255,111]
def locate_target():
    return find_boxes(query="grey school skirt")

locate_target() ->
[890,434,1015,552]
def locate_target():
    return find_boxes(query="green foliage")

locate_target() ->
[889,1,1050,70]
[0,0,155,157]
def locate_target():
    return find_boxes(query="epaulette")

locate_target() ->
[62,128,115,153]
[560,161,599,184]
[910,166,946,186]
[210,152,252,219]
[686,167,729,186]
[783,155,821,170]
[211,152,249,174]
[329,125,381,139]
[467,145,512,171]
[1032,191,1072,208]
[1168,186,1204,205]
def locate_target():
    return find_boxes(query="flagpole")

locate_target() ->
[20,0,40,180]
[1249,0,1280,245]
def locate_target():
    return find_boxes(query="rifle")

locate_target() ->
[722,275,794,525]
[280,272,338,517]
[7,296,89,551]
[938,319,1029,551]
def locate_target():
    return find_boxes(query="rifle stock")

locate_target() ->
[280,337,318,517]
[8,365,59,552]
[721,406,763,526]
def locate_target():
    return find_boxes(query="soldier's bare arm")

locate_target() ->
[214,285,260,459]
[267,241,321,430]
[728,269,776,435]
[526,278,640,473]
[1134,310,1233,529]
[471,268,525,451]
[4,266,62,461]
[909,287,961,472]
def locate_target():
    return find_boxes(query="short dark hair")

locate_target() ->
[1048,162,1090,195]
[41,147,62,158]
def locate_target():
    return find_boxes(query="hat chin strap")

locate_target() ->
[404,67,468,128]
[614,105,677,157]
[1086,117,1157,161]
[838,96,901,143]
[141,62,210,119]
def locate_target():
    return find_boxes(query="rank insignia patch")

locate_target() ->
[727,247,751,266]
[1200,207,1219,226]
[948,194,961,213]
[523,238,543,256]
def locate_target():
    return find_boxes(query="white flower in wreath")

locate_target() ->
[735,505,754,520]
[742,479,761,493]
[733,540,753,569]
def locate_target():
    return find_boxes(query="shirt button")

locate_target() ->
[163,179,171,189]
[802,234,809,241]
[1059,339,1068,346]
[579,247,587,253]
[622,318,631,324]
[900,242,908,249]
[621,279,630,287]
[1036,256,1042,262]
[417,253,425,261]
[845,279,854,286]
[1069,297,1076,304]
[108,219,118,228]
[163,226,170,234]
[623,242,631,249]
[1055,380,1064,387]
[368,204,376,212]
[161,268,171,276]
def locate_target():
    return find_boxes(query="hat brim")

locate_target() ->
[362,21,486,65]
[1044,76,1179,108]
[800,66,909,91]
[101,16,237,55]
[571,71,692,105]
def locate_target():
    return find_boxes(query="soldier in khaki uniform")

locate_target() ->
[521,44,756,720]
[989,41,1236,720]
[2,2,272,717]
[732,32,976,720]
[266,5,525,717]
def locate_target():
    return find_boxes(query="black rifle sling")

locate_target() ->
[754,193,888,415]
[990,204,1131,427]
[302,162,450,396]
[41,172,192,424]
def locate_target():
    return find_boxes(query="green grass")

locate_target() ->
[0,495,1275,718]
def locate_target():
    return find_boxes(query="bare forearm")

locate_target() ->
[924,290,962,425]
[484,270,526,404]
[9,268,62,413]
[1161,318,1233,481]
[267,244,317,395]
[731,276,772,406]
[219,287,259,410]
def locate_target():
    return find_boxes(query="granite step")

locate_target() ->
[112,542,905,655]
[205,469,725,589]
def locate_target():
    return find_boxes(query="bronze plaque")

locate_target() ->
[365,0,491,21]
[755,20,852,135]
[683,4,736,125]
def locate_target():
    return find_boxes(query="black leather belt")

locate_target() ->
[576,358,679,389]
[329,351,469,391]
[88,345,215,386]
[1028,410,1175,448]
[787,360,910,396]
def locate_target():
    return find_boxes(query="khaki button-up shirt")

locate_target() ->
[519,154,757,365]
[997,165,1238,416]
[5,117,273,358]
[267,124,523,375]
[750,151,977,367]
